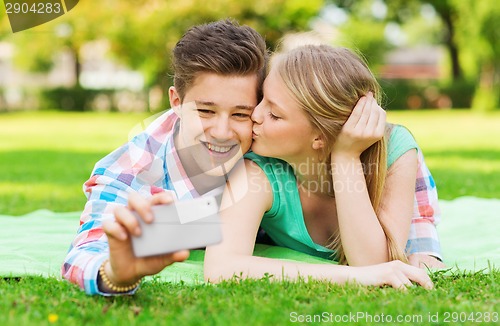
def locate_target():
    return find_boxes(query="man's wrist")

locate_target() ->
[97,259,141,293]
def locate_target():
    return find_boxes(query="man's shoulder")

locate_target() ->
[143,109,178,136]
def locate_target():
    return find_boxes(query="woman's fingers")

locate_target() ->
[344,94,367,129]
[358,93,386,138]
[375,107,386,137]
[352,94,370,130]
[397,261,434,290]
[364,95,380,134]
[346,92,385,137]
[374,261,434,290]
[393,270,413,290]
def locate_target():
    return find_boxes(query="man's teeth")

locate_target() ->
[207,143,232,153]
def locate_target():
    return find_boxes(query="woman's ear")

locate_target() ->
[312,135,325,150]
[169,86,182,116]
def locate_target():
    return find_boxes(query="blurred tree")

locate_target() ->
[452,0,499,111]
[347,0,498,109]
[333,0,392,69]
[384,0,463,79]
[107,0,324,88]
[425,0,461,79]
[2,2,116,85]
[2,0,324,98]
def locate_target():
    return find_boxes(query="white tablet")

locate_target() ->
[131,196,222,257]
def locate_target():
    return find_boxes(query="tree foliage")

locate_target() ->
[339,0,498,110]
[451,0,499,111]
[2,0,497,110]
[2,0,324,88]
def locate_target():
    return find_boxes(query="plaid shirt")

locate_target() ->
[62,111,442,295]
[405,148,442,259]
[61,110,202,295]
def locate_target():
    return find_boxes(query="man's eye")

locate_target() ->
[233,113,251,119]
[197,109,214,115]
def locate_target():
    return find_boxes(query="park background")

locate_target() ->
[1,0,499,113]
[0,1,499,325]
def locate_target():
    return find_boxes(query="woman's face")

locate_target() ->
[251,67,320,163]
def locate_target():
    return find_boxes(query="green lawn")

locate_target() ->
[1,110,499,215]
[1,110,499,325]
[0,111,150,215]
[387,110,500,200]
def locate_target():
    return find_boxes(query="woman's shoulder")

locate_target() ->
[244,152,292,173]
[386,123,419,168]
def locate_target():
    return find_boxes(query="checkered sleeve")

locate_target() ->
[405,149,443,260]
[61,111,176,295]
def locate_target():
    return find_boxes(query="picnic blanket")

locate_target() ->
[1,196,498,284]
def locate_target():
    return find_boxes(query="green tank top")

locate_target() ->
[244,125,419,260]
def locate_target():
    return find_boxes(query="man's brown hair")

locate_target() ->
[172,19,268,102]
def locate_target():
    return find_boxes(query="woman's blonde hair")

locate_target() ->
[273,45,407,264]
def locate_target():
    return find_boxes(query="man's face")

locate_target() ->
[170,72,258,177]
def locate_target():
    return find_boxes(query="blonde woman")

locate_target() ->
[205,45,442,289]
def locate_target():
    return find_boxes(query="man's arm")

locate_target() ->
[61,172,140,295]
[61,112,179,295]
[406,149,445,268]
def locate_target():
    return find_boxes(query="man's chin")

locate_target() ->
[202,166,226,177]
[202,162,234,177]
[199,146,245,176]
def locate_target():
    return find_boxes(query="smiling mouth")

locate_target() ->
[203,142,234,154]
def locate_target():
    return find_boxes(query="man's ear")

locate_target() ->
[169,86,182,116]
[312,134,325,150]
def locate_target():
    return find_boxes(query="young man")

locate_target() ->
[62,19,268,295]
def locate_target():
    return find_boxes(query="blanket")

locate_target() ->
[1,197,498,284]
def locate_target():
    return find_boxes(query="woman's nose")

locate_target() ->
[251,102,264,124]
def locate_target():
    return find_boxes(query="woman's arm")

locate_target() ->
[205,159,325,281]
[330,93,390,265]
[378,149,418,254]
[204,159,433,289]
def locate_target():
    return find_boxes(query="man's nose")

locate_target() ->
[208,116,233,141]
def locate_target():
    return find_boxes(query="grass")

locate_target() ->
[1,110,499,215]
[1,271,499,325]
[0,111,150,215]
[1,110,500,325]
[387,110,500,200]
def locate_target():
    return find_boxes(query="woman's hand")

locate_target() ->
[352,260,434,290]
[331,92,386,159]
[101,192,189,290]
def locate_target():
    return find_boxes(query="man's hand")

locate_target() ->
[408,253,446,270]
[101,192,189,291]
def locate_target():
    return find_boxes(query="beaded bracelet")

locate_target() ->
[99,259,141,293]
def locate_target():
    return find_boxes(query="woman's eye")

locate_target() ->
[268,112,281,120]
